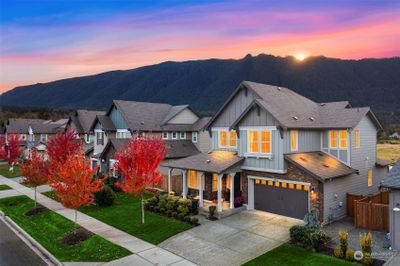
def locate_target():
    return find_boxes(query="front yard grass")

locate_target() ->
[0,165,21,178]
[0,184,12,190]
[0,195,132,262]
[43,191,193,244]
[242,243,356,266]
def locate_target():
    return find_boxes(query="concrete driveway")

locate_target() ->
[159,210,303,266]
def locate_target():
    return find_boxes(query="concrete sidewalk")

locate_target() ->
[0,175,197,266]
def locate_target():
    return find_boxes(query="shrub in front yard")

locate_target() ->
[208,205,217,220]
[190,198,199,214]
[310,229,329,251]
[345,249,355,261]
[339,230,349,258]
[289,225,329,250]
[184,216,191,223]
[360,232,373,266]
[190,217,198,225]
[304,209,321,229]
[95,185,116,207]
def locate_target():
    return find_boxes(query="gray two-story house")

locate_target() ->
[164,81,389,223]
[89,100,211,192]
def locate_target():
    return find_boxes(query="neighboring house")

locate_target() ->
[65,109,106,158]
[89,100,211,191]
[380,161,400,251]
[1,118,68,158]
[164,81,389,223]
[389,132,400,140]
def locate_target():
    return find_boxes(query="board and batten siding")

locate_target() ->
[295,130,321,152]
[389,190,400,250]
[110,106,128,129]
[323,115,386,222]
[193,131,212,153]
[167,108,199,124]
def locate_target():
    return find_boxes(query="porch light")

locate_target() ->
[311,186,315,193]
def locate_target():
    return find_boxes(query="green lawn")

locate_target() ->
[0,165,21,178]
[0,184,12,190]
[243,244,357,266]
[43,191,193,244]
[0,195,132,262]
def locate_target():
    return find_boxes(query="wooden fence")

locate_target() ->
[347,192,389,232]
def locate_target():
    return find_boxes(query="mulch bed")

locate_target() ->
[61,227,94,246]
[25,205,48,216]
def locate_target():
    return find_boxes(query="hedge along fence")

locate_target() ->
[144,194,199,225]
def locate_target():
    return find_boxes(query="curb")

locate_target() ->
[0,210,62,266]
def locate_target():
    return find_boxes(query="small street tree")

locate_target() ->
[3,133,22,171]
[49,153,105,226]
[0,136,6,160]
[19,149,49,207]
[115,135,167,224]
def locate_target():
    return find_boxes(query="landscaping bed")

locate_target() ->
[0,184,12,190]
[243,243,357,266]
[43,190,193,245]
[0,195,132,262]
[0,165,21,178]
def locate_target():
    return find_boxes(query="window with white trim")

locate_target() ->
[96,131,104,145]
[162,132,169,139]
[329,130,338,148]
[20,134,27,141]
[172,132,178,139]
[248,129,271,154]
[192,132,198,143]
[339,130,347,148]
[218,130,237,148]
[116,130,128,139]
[188,170,204,189]
[290,130,298,151]
[180,132,186,139]
[40,134,47,142]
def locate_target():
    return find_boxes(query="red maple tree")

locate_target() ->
[2,133,22,171]
[49,153,105,225]
[46,129,81,178]
[115,135,167,224]
[0,136,6,160]
[20,149,49,207]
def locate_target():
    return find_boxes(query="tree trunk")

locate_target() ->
[34,186,37,208]
[141,193,145,224]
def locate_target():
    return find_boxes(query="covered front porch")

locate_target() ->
[163,151,245,214]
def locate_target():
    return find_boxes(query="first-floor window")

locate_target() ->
[188,170,201,189]
[109,159,118,177]
[192,132,198,143]
[226,175,232,190]
[172,132,178,139]
[212,174,218,191]
[368,169,373,187]
[162,132,168,139]
[20,134,27,140]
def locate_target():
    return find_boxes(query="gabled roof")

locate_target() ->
[90,115,116,132]
[284,151,358,182]
[4,118,68,134]
[162,151,244,174]
[164,140,200,159]
[161,105,190,125]
[380,161,400,190]
[70,109,106,133]
[209,81,382,130]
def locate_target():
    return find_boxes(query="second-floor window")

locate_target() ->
[248,130,271,154]
[368,169,373,187]
[291,130,298,151]
[218,130,237,148]
[172,132,178,139]
[116,130,128,139]
[180,132,186,139]
[20,134,27,141]
[330,130,348,149]
[96,131,104,145]
[354,130,360,148]
[339,130,347,148]
[330,130,338,148]
[40,134,47,142]
[192,132,198,143]
[162,132,168,139]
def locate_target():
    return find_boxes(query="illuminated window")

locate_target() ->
[288,183,295,189]
[354,130,360,148]
[255,179,260,184]
[296,184,303,190]
[329,130,338,148]
[226,175,232,189]
[229,131,237,147]
[219,131,227,147]
[281,182,287,188]
[249,131,259,153]
[339,130,347,148]
[261,131,271,153]
[303,185,310,191]
[212,174,218,191]
[268,180,273,186]
[368,169,373,187]
[188,170,199,189]
[291,130,298,151]
[261,180,267,185]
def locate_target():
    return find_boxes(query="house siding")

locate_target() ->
[168,109,199,124]
[193,131,211,153]
[389,190,400,250]
[110,106,128,129]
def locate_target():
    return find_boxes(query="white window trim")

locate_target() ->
[95,129,104,145]
[116,129,129,139]
[290,130,298,152]
[20,134,27,140]
[329,130,348,150]
[192,132,198,143]
[215,127,237,149]
[40,134,47,142]
[245,129,272,157]
[162,132,169,140]
[180,132,186,139]
[171,131,178,139]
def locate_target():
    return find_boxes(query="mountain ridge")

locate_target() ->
[2,54,400,124]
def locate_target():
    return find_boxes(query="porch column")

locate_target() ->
[229,173,235,209]
[217,174,223,212]
[247,177,254,210]
[182,170,188,199]
[198,172,204,207]
[167,168,173,193]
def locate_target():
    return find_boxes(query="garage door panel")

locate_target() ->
[254,183,308,219]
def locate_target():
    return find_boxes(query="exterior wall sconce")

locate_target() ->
[393,203,400,212]
[311,186,316,193]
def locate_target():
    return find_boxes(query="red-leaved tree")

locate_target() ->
[115,135,167,224]
[20,149,49,207]
[0,136,6,160]
[46,129,81,178]
[49,153,105,225]
[4,133,22,172]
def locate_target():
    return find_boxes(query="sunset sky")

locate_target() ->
[1,0,399,93]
